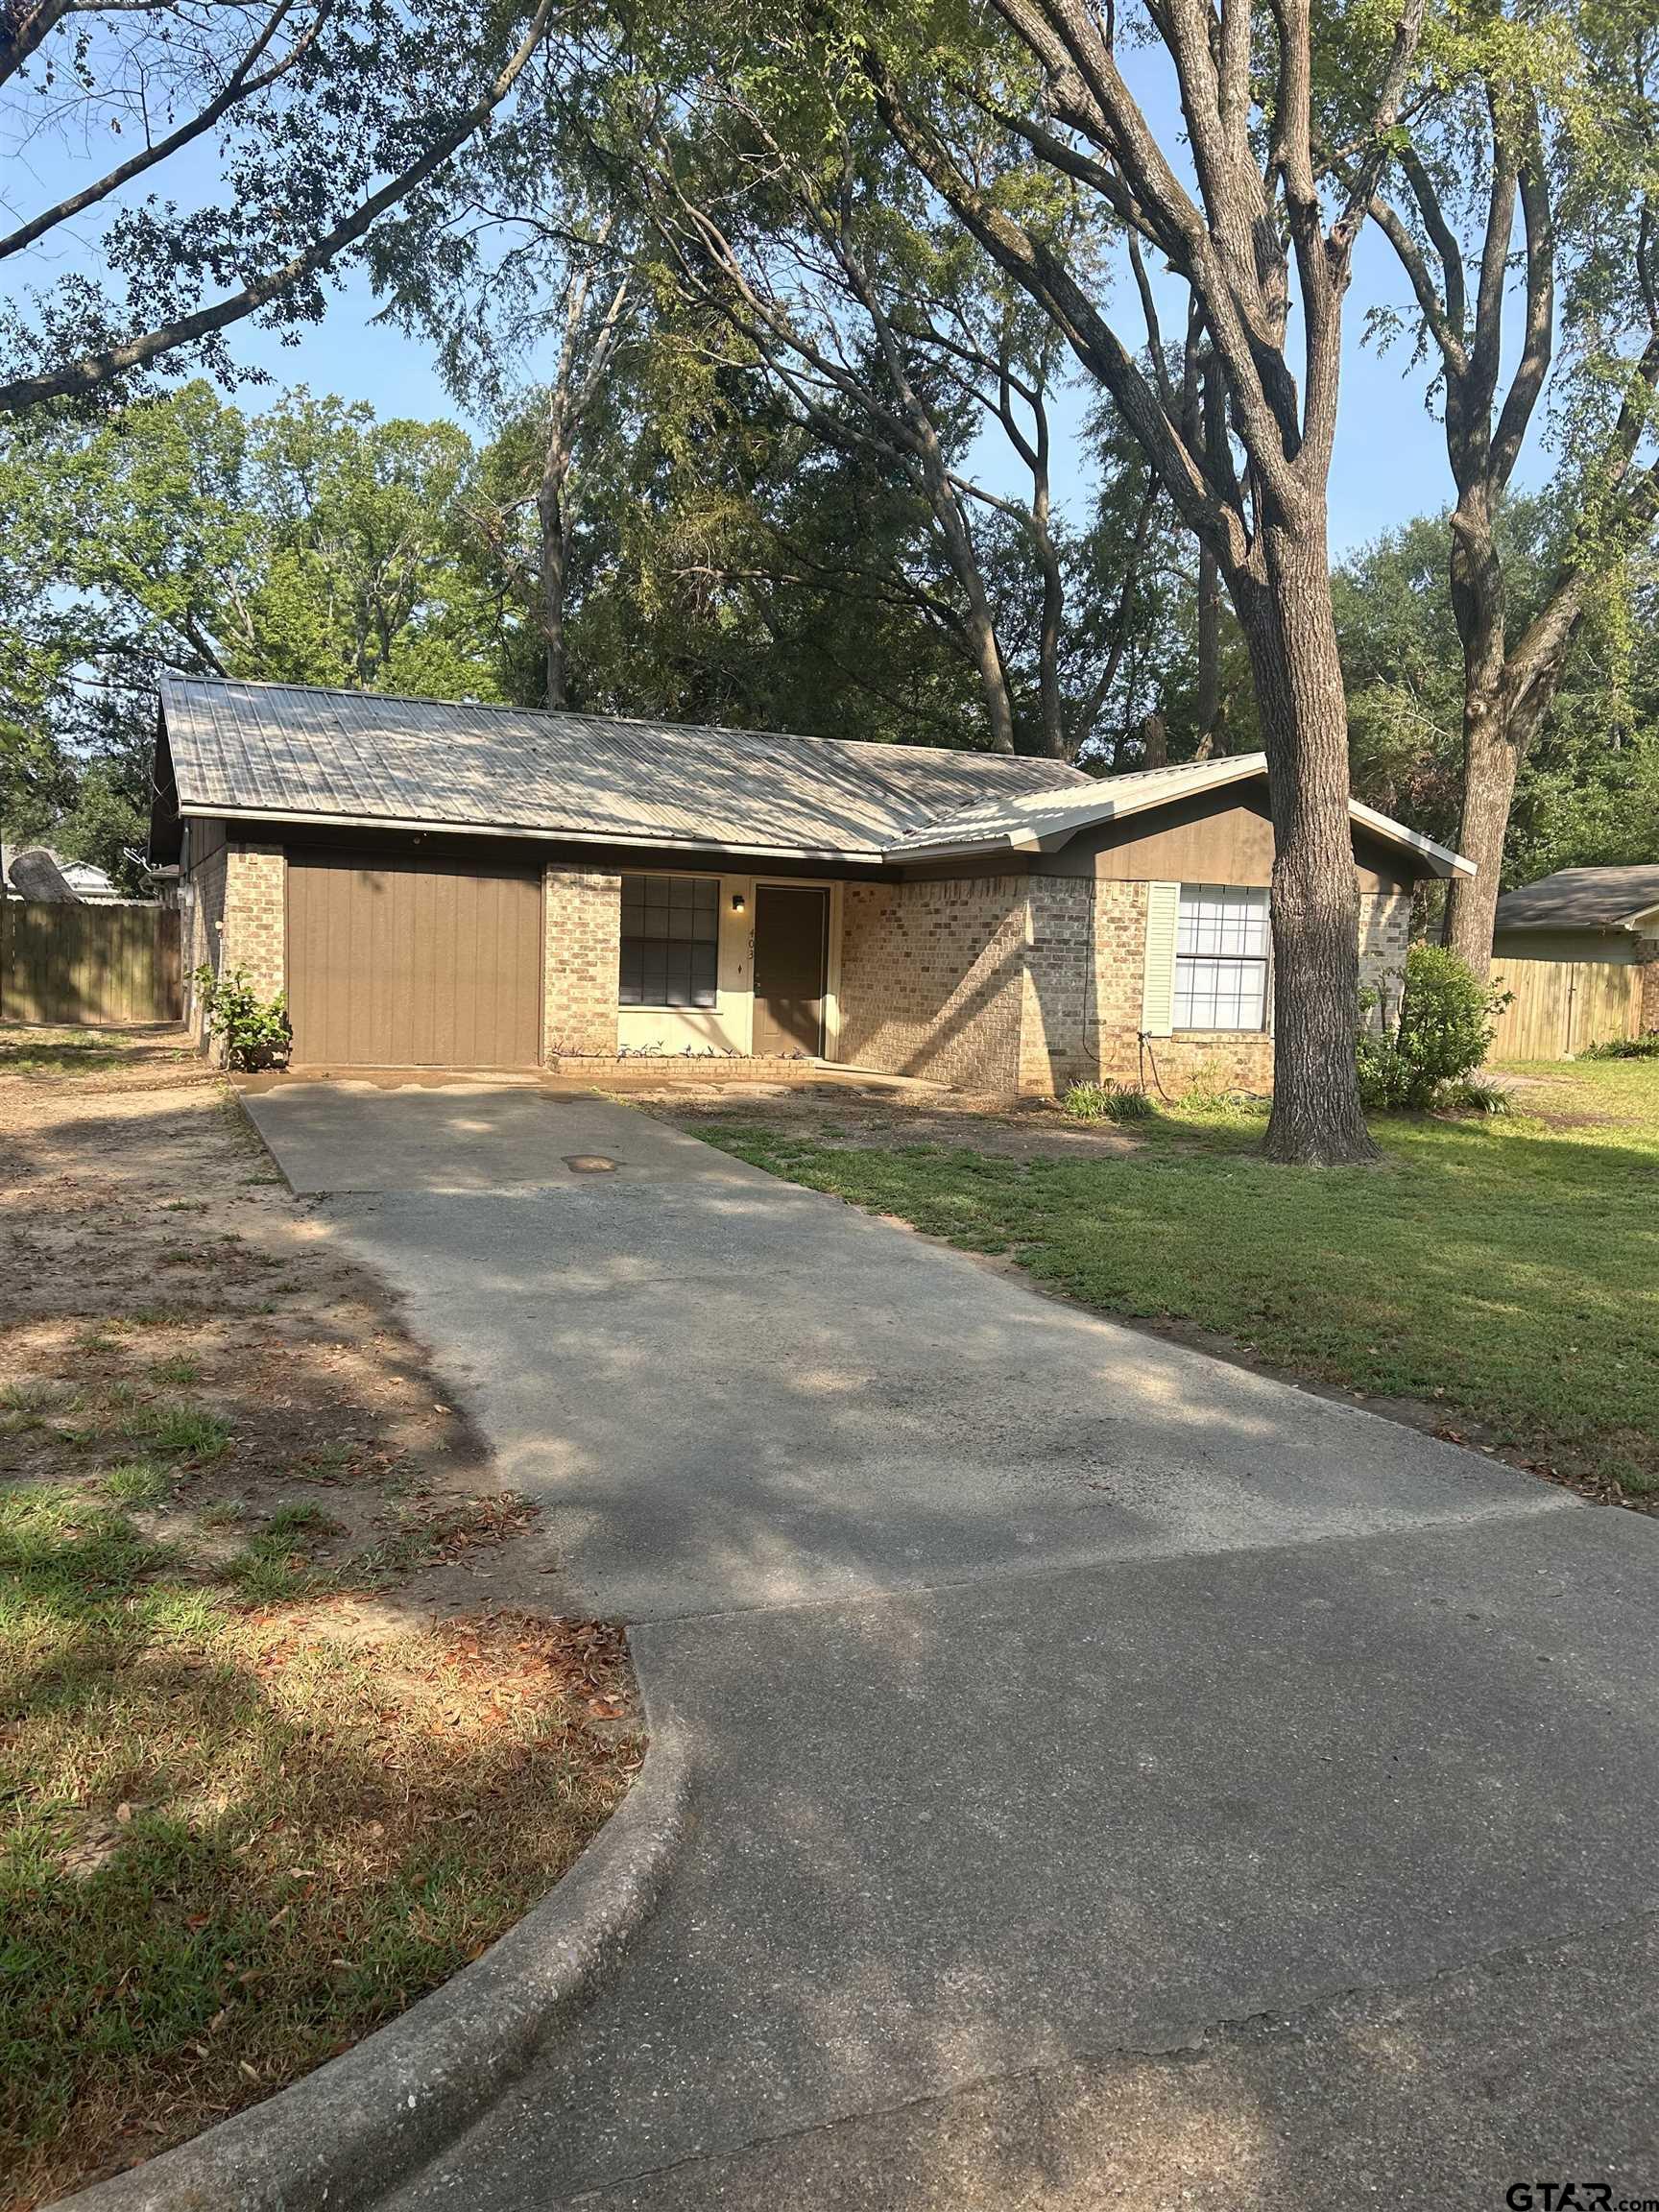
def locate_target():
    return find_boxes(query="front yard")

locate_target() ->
[663,1058,1659,1505]
[0,1029,637,2210]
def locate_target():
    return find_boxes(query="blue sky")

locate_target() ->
[219,219,1494,562]
[4,33,1546,563]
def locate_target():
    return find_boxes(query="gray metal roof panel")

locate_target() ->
[1495,866,1659,932]
[159,678,1092,856]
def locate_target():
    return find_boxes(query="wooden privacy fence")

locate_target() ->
[0,900,183,1025]
[1489,952,1644,1061]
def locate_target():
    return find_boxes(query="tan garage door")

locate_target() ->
[287,854,542,1069]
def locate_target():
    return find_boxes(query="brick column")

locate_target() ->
[1639,943,1659,1034]
[543,863,620,1060]
[221,844,286,999]
[1357,890,1412,1023]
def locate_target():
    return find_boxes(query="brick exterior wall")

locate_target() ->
[1358,889,1413,1026]
[1014,874,1277,1096]
[185,839,283,1046]
[543,863,621,1059]
[837,875,1029,1092]
[1640,944,1659,1034]
[1133,1033,1276,1094]
[223,845,285,999]
[1020,876,1097,1093]
[1080,878,1151,1084]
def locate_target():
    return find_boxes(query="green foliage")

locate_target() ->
[1062,1080,1157,1123]
[1336,503,1659,887]
[1579,1031,1659,1060]
[1446,1077,1514,1116]
[1357,945,1507,1112]
[192,967,292,1074]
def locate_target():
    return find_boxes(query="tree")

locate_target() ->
[1352,0,1659,974]
[372,119,641,709]
[39,383,502,698]
[0,0,563,420]
[1334,500,1659,889]
[0,384,504,876]
[813,0,1431,1159]
[630,80,1165,757]
[497,325,1003,737]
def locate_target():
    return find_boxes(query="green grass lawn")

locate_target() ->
[697,1060,1659,1503]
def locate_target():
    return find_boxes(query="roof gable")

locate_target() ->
[887,753,1474,879]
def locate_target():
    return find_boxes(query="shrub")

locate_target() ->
[1579,1032,1659,1061]
[1445,1076,1513,1116]
[193,965,292,1071]
[1355,1029,1415,1112]
[1357,944,1506,1114]
[1063,1080,1156,1123]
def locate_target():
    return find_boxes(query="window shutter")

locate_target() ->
[1141,881,1179,1037]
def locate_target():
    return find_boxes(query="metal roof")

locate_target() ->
[891,751,1476,878]
[1495,865,1659,933]
[157,678,1472,878]
[158,677,1091,861]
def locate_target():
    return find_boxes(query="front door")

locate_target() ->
[752,885,829,1058]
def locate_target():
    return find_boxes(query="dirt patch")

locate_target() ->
[636,1075,1143,1160]
[0,1025,592,1609]
[0,1025,638,2207]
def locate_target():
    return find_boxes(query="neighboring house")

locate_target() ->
[150,676,1470,1093]
[2,846,122,902]
[1491,866,1659,1059]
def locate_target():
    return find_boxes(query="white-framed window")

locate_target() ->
[1174,884,1270,1032]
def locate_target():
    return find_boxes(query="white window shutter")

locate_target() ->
[1142,881,1179,1037]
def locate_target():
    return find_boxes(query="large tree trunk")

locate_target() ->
[1443,697,1518,974]
[1034,527,1066,757]
[914,454,1017,753]
[1192,542,1225,757]
[1234,517,1377,1166]
[1441,491,1508,975]
[536,449,569,710]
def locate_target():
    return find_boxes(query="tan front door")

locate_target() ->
[752,885,828,1057]
[287,853,541,1069]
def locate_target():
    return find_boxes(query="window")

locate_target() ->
[1174,884,1270,1031]
[619,875,719,1008]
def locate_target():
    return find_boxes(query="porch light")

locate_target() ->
[731,892,746,913]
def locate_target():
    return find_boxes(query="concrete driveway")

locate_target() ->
[244,1081,1659,2208]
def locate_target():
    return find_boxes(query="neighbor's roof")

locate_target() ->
[888,751,1476,878]
[1495,865,1659,933]
[157,677,1090,862]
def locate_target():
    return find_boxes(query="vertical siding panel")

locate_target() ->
[280,854,539,1069]
[434,868,458,1067]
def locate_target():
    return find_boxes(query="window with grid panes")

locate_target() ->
[1173,884,1270,1031]
[618,875,720,1008]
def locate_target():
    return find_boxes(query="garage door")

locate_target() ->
[287,854,542,1069]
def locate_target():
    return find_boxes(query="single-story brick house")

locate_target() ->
[150,676,1472,1094]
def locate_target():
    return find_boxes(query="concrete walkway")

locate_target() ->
[244,1082,1659,2208]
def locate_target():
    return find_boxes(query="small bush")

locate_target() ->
[1445,1076,1512,1116]
[193,964,292,1071]
[1358,944,1507,1113]
[1063,1080,1157,1123]
[1579,1031,1659,1061]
